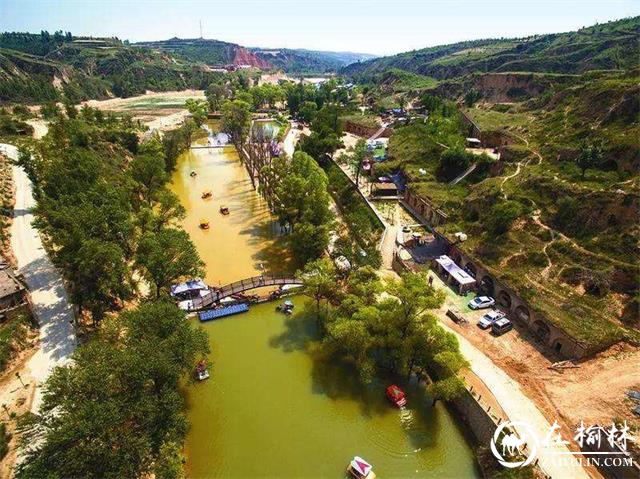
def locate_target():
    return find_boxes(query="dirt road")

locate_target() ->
[0,144,77,413]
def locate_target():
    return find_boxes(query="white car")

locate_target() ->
[468,295,495,310]
[477,310,505,329]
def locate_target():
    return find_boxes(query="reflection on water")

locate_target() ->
[184,302,480,478]
[201,123,230,147]
[170,127,293,286]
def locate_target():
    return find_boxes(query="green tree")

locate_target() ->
[437,148,472,182]
[16,301,209,479]
[299,258,337,320]
[349,139,368,188]
[463,89,481,107]
[576,142,603,179]
[205,83,227,112]
[427,375,467,405]
[486,200,523,236]
[298,101,318,123]
[136,228,204,297]
[162,121,196,172]
[71,239,131,325]
[185,99,208,127]
[384,272,446,341]
[221,100,252,151]
[130,143,168,205]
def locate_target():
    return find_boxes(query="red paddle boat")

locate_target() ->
[385,384,407,407]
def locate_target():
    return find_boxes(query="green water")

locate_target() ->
[184,301,480,478]
[174,128,480,478]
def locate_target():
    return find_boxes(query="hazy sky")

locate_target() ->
[1,0,638,55]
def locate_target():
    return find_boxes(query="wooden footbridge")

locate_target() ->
[192,275,304,310]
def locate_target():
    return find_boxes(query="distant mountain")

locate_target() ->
[0,34,222,102]
[342,16,640,81]
[134,38,375,74]
[250,48,376,74]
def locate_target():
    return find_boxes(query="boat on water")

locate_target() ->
[199,219,210,229]
[347,456,376,479]
[276,299,294,315]
[195,360,210,381]
[202,190,213,199]
[386,384,407,407]
[219,205,230,215]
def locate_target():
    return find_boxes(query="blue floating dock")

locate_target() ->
[198,303,249,322]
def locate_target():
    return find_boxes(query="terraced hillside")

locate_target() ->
[0,33,221,102]
[343,16,640,80]
[135,38,375,74]
[359,19,639,354]
[135,38,270,68]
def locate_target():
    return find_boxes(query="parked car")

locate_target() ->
[477,310,505,329]
[492,318,513,336]
[468,295,495,310]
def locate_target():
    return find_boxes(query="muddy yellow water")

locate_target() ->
[170,135,293,285]
[171,127,479,478]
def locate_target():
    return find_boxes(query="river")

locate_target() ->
[171,123,480,478]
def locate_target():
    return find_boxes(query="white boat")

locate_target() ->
[347,456,375,479]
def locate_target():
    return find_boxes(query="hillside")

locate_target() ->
[342,16,640,81]
[376,71,639,350]
[134,38,270,68]
[0,33,221,102]
[135,37,374,73]
[251,48,375,74]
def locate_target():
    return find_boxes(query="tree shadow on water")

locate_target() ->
[267,306,470,453]
[268,305,389,418]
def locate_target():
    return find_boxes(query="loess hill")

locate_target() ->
[0,33,235,103]
[353,17,640,351]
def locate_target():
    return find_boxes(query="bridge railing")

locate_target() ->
[192,275,304,309]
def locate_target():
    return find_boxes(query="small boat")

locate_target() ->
[199,219,210,229]
[190,170,197,177]
[195,360,210,381]
[386,384,407,407]
[347,456,375,479]
[202,190,213,199]
[276,300,294,315]
[219,206,230,215]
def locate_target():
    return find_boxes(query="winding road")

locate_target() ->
[0,143,77,413]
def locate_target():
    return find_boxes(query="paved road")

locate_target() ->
[0,143,77,413]
[440,319,590,479]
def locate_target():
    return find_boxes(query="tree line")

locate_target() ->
[14,104,207,478]
[301,260,468,402]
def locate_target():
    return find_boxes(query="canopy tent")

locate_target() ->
[171,279,208,297]
[350,457,372,477]
[434,255,476,294]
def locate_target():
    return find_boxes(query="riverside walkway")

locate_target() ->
[193,275,303,310]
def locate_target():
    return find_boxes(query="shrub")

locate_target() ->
[485,200,523,236]
[0,422,10,460]
[437,148,473,182]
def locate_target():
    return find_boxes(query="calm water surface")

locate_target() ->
[171,125,480,478]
